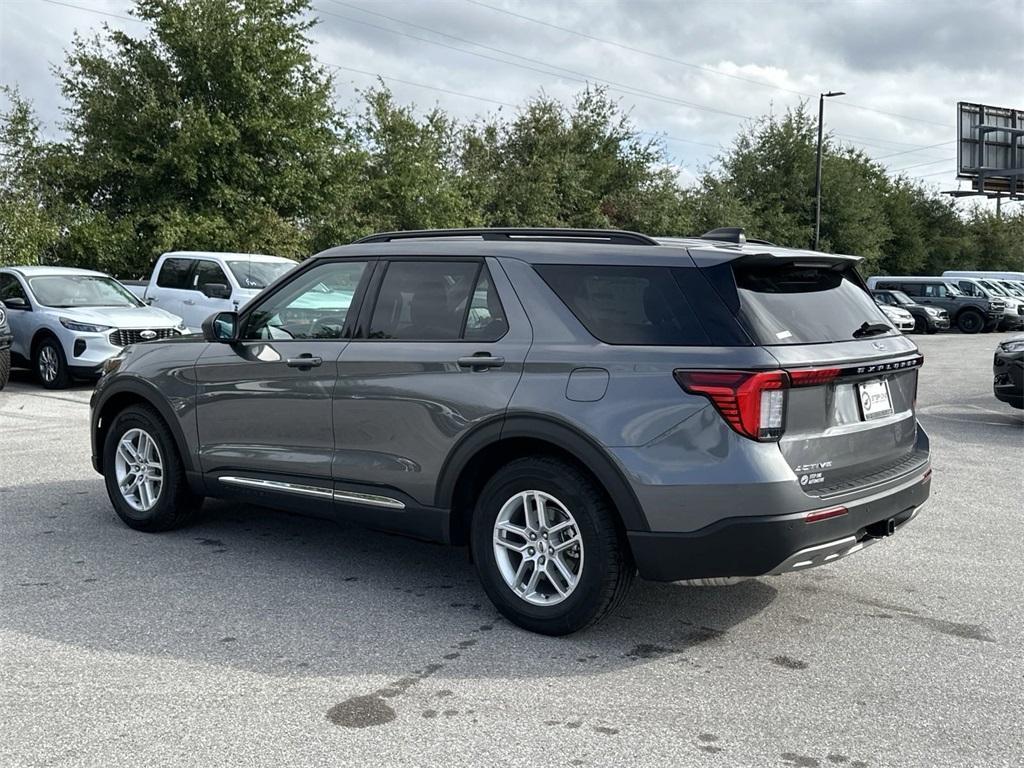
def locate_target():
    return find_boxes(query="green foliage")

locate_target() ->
[0,0,1021,278]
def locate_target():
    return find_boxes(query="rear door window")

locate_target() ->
[368,261,480,341]
[157,258,194,289]
[733,263,894,345]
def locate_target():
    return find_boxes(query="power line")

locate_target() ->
[872,140,957,160]
[463,0,955,130]
[314,4,754,120]
[888,157,957,172]
[37,0,142,23]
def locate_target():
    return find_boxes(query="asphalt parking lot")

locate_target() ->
[1,333,1021,768]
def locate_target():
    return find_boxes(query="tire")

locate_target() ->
[470,456,635,636]
[912,316,927,334]
[926,324,939,335]
[956,310,984,334]
[0,348,9,390]
[34,336,71,389]
[102,404,203,532]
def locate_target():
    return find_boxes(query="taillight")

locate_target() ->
[788,367,840,387]
[674,370,787,441]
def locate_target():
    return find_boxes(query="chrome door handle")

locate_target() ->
[286,355,323,369]
[457,354,505,370]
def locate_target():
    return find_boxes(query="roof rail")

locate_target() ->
[700,227,746,244]
[355,228,659,246]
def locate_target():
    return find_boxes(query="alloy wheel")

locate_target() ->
[114,428,164,512]
[492,490,584,606]
[38,345,59,383]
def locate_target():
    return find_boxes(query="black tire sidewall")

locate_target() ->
[958,311,983,334]
[471,459,615,633]
[102,406,187,531]
[0,348,9,390]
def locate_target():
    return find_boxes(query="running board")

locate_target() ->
[218,476,406,509]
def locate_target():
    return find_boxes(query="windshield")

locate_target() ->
[1000,282,1024,297]
[734,263,896,345]
[889,290,915,306]
[226,260,294,290]
[980,280,1008,297]
[28,275,141,308]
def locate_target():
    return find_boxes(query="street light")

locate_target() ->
[814,90,845,251]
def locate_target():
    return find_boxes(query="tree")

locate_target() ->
[52,0,338,275]
[0,88,59,266]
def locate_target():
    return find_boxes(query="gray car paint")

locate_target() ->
[92,236,929,561]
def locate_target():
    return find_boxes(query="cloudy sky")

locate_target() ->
[1,0,1020,202]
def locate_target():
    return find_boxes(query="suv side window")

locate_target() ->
[245,260,369,340]
[193,260,230,292]
[368,261,480,341]
[0,273,30,304]
[157,258,194,289]
[921,283,947,298]
[464,268,508,341]
[957,281,981,297]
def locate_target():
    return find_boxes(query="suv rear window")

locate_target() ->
[734,264,895,345]
[536,265,715,345]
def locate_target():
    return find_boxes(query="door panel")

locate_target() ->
[193,259,371,483]
[333,257,531,506]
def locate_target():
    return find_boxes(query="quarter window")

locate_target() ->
[156,258,194,289]
[368,261,480,341]
[244,260,368,340]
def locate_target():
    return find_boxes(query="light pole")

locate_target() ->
[814,90,845,251]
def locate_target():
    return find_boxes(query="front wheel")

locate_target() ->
[34,337,71,389]
[957,310,984,334]
[102,405,202,532]
[471,457,634,635]
[0,348,9,390]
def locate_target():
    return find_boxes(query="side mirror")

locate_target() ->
[201,282,231,299]
[1,297,29,310]
[202,311,239,343]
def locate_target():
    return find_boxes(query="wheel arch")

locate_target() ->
[438,415,649,546]
[93,378,196,476]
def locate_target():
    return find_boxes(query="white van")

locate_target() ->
[943,270,1024,282]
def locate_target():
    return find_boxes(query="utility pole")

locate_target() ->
[814,91,845,251]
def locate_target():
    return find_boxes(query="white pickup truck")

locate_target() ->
[125,251,296,330]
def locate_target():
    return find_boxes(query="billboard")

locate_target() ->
[957,102,1023,196]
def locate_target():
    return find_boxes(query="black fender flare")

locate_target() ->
[435,413,650,532]
[91,376,196,474]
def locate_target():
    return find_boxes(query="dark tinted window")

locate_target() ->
[536,265,712,345]
[898,282,923,297]
[464,268,508,341]
[735,264,894,345]
[369,261,479,341]
[193,260,229,292]
[157,258,193,289]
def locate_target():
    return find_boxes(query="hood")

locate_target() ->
[233,288,260,305]
[46,304,182,329]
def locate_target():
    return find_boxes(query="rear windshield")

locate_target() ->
[734,264,895,345]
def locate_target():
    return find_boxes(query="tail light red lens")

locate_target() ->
[788,367,840,387]
[674,370,787,441]
[805,505,848,523]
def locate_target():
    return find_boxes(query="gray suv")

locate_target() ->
[90,228,932,635]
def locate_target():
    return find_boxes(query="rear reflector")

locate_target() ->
[805,506,848,523]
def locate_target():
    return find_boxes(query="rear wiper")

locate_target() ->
[852,321,892,338]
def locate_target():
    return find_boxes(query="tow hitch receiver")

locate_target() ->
[865,517,898,539]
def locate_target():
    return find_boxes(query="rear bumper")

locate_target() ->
[628,464,931,582]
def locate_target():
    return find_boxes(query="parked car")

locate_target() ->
[124,251,296,330]
[866,276,1003,333]
[949,277,1024,331]
[0,303,10,390]
[993,335,1024,409]
[0,267,187,389]
[943,269,1024,283]
[875,300,914,331]
[872,289,949,334]
[91,228,931,636]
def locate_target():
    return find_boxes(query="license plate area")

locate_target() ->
[857,378,894,420]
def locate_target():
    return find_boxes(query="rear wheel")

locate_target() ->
[957,310,984,334]
[102,405,202,532]
[34,337,71,389]
[471,457,634,635]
